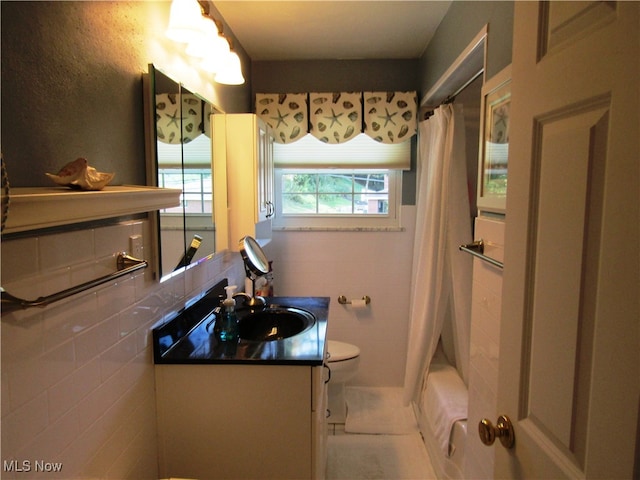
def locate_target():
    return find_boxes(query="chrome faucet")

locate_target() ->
[233,291,266,308]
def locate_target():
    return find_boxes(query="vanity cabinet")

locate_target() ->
[155,363,328,479]
[214,113,274,250]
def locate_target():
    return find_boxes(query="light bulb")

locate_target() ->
[165,0,203,43]
[201,34,231,73]
[215,50,245,85]
[186,16,218,58]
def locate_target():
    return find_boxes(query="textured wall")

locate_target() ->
[0,1,250,187]
[251,59,419,95]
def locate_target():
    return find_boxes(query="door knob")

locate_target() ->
[478,415,515,449]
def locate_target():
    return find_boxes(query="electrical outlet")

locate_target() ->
[129,234,143,258]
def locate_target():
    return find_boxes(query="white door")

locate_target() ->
[493,2,639,478]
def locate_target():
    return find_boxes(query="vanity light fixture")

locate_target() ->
[187,16,227,61]
[214,45,245,85]
[199,20,231,73]
[165,0,203,43]
[165,0,245,85]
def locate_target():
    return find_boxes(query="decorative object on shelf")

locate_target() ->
[45,157,114,191]
[363,91,418,144]
[256,93,308,144]
[1,154,9,232]
[165,0,244,85]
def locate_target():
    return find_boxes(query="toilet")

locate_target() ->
[326,340,361,424]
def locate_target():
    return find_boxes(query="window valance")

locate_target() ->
[155,93,206,144]
[255,93,308,143]
[255,91,417,145]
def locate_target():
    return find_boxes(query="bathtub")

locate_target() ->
[414,358,468,479]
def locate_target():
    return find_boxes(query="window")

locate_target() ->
[274,168,401,229]
[281,171,390,215]
[272,134,407,229]
[158,168,212,215]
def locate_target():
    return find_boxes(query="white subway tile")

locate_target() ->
[1,312,44,359]
[96,275,136,320]
[100,333,137,382]
[76,368,124,432]
[1,236,39,283]
[47,358,100,422]
[39,230,94,273]
[94,224,131,258]
[17,408,80,469]
[43,291,97,351]
[74,316,120,365]
[2,392,49,457]
[8,340,75,410]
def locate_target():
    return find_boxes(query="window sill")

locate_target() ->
[272,225,405,232]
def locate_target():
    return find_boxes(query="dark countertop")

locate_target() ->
[153,280,329,366]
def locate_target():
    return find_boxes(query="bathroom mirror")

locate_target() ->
[239,236,270,276]
[144,64,219,280]
[239,236,271,300]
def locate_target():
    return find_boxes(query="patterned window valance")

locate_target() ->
[309,92,361,144]
[255,93,308,144]
[155,93,205,144]
[255,91,416,145]
[363,91,417,144]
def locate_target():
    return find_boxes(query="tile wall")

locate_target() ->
[1,218,245,479]
[464,216,505,479]
[266,205,417,388]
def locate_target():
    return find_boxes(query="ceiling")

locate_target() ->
[213,1,452,61]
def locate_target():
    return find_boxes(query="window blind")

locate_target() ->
[273,133,410,170]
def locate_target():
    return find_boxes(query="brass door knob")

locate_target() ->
[478,415,515,448]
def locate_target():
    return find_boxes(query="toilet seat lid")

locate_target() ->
[327,340,360,362]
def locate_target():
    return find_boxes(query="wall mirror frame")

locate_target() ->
[476,64,511,214]
[143,64,223,281]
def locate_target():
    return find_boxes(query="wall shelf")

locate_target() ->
[3,185,181,234]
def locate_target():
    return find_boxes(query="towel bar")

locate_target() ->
[1,252,147,309]
[459,240,504,269]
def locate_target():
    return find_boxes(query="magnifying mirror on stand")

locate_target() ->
[239,236,270,306]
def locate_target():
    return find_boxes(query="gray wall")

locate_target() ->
[1,0,513,195]
[420,1,514,93]
[249,2,513,205]
[252,59,419,95]
[1,1,250,188]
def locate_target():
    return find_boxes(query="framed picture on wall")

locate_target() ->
[477,65,511,213]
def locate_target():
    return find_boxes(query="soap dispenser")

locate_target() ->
[216,285,239,342]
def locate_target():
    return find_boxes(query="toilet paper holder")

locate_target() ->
[338,295,371,305]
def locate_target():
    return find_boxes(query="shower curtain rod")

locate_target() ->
[442,69,484,105]
[421,68,484,120]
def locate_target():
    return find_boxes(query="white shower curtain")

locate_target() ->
[403,104,473,405]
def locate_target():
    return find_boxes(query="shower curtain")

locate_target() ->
[403,103,473,405]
